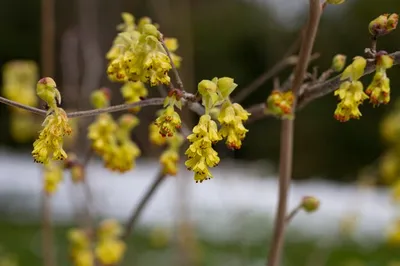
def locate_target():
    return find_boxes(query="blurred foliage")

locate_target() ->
[0,221,399,266]
[0,0,400,181]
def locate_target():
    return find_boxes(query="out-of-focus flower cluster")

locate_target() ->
[88,89,140,173]
[106,12,181,86]
[1,61,40,142]
[68,219,125,266]
[185,77,250,183]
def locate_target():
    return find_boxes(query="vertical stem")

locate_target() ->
[41,0,55,77]
[41,0,56,265]
[266,1,321,266]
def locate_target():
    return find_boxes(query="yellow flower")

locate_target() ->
[369,13,398,37]
[2,60,38,109]
[391,181,400,203]
[333,81,368,122]
[90,88,111,109]
[120,81,148,113]
[95,239,126,265]
[331,54,347,72]
[218,102,250,150]
[149,123,167,146]
[266,90,294,118]
[365,53,393,106]
[43,161,64,195]
[10,112,38,143]
[72,250,93,266]
[160,133,183,176]
[154,105,181,137]
[341,56,367,82]
[387,220,400,246]
[97,219,123,241]
[185,115,221,183]
[32,108,72,164]
[36,77,61,111]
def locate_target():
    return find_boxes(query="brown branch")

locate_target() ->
[233,53,320,103]
[161,39,185,91]
[121,170,165,241]
[266,1,321,266]
[285,205,302,224]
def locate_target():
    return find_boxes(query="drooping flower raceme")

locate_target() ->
[185,114,221,183]
[32,78,72,164]
[333,56,369,122]
[218,102,250,150]
[95,219,126,265]
[154,91,182,137]
[120,81,148,113]
[365,52,394,106]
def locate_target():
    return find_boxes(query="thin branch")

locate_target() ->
[233,53,320,103]
[285,205,302,224]
[267,1,321,266]
[161,39,185,91]
[122,170,165,241]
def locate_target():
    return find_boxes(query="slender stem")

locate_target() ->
[41,193,55,266]
[160,39,185,91]
[41,0,56,264]
[121,171,165,241]
[267,1,321,266]
[285,205,302,224]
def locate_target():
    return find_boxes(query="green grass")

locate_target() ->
[0,221,399,266]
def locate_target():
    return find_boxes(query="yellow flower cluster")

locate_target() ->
[185,77,250,182]
[106,13,181,86]
[43,161,64,195]
[266,90,294,119]
[333,56,368,122]
[88,89,141,173]
[218,102,250,150]
[2,60,38,108]
[32,107,72,164]
[68,228,93,266]
[88,113,141,173]
[185,115,221,183]
[68,220,126,266]
[365,52,394,106]
[369,13,398,37]
[95,219,126,265]
[154,91,182,137]
[2,61,40,143]
[120,81,148,113]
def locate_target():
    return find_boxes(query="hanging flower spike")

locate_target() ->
[120,81,148,113]
[149,122,167,146]
[2,60,39,110]
[333,56,368,122]
[154,91,182,138]
[266,90,294,119]
[160,132,184,175]
[218,101,251,150]
[365,51,394,106]
[102,114,141,173]
[32,78,72,164]
[185,115,221,183]
[91,87,111,109]
[67,228,93,266]
[95,219,126,266]
[43,161,64,195]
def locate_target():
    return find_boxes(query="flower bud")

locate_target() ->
[301,196,320,213]
[217,77,237,98]
[90,88,111,109]
[331,54,347,72]
[198,80,217,96]
[376,52,394,70]
[142,24,160,38]
[369,13,398,37]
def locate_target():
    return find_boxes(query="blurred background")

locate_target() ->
[0,0,400,265]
